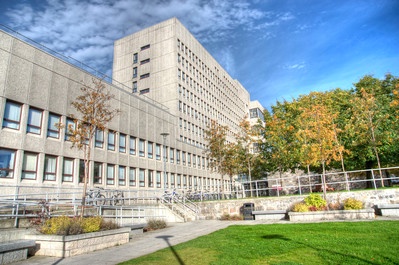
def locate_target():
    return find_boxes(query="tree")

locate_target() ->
[204,120,239,198]
[63,78,119,217]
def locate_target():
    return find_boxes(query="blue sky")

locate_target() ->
[1,0,398,109]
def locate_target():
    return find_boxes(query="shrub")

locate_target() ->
[305,194,327,210]
[343,198,364,210]
[39,216,72,235]
[292,203,309,212]
[146,218,167,231]
[100,219,120,230]
[220,213,244,220]
[82,216,102,233]
[328,201,343,210]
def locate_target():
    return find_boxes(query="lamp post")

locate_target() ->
[160,132,169,190]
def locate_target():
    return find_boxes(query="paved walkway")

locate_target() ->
[14,220,271,265]
[13,217,398,265]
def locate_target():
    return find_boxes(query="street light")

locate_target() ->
[160,132,169,190]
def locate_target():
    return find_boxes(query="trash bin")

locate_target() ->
[243,203,254,220]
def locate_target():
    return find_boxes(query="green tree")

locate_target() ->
[63,78,119,216]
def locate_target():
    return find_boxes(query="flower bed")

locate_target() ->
[288,209,375,222]
[25,227,130,257]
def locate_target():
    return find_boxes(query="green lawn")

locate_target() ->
[119,220,399,265]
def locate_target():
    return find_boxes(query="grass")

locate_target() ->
[119,220,399,265]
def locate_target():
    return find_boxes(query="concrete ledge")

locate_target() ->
[25,227,130,257]
[0,240,36,264]
[376,204,399,217]
[252,210,287,220]
[288,209,375,222]
[124,223,146,236]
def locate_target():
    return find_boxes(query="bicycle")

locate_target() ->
[110,190,125,206]
[86,188,106,206]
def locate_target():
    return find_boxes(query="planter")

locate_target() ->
[288,209,375,222]
[25,228,130,257]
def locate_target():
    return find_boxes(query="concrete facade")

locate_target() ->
[0,18,259,196]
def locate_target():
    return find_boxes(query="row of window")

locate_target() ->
[0,148,223,190]
[1,100,208,167]
[131,44,151,94]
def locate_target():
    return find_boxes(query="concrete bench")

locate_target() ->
[252,210,287,221]
[375,204,399,217]
[124,223,146,236]
[0,239,36,264]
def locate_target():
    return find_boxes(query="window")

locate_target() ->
[79,160,85,183]
[119,166,126,186]
[140,73,150,79]
[47,113,60,138]
[182,152,186,165]
[147,142,153,159]
[187,153,191,166]
[163,146,168,162]
[177,174,181,188]
[27,108,42,134]
[65,118,75,141]
[133,67,137,78]
[22,152,38,179]
[43,155,57,181]
[119,133,126,153]
[129,137,136,155]
[139,169,145,187]
[129,168,136,186]
[148,170,154,187]
[139,88,150,94]
[62,158,74,182]
[140,58,150,65]
[164,172,169,188]
[95,129,104,148]
[133,53,138,64]
[107,164,115,185]
[139,139,145,157]
[155,144,161,160]
[108,131,115,151]
[132,81,137,93]
[170,173,175,188]
[140,44,150,50]
[94,162,102,184]
[2,101,22,130]
[176,150,180,164]
[156,171,161,188]
[169,148,174,163]
[0,149,15,178]
[183,175,187,189]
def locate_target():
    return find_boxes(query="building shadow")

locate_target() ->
[156,235,185,265]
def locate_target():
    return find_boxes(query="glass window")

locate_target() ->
[147,142,153,159]
[133,67,137,78]
[170,173,175,188]
[65,118,75,141]
[140,44,150,50]
[27,108,42,134]
[79,160,85,183]
[140,58,150,65]
[155,144,161,160]
[148,170,154,187]
[2,101,22,130]
[176,150,180,164]
[62,158,74,182]
[170,148,174,163]
[119,166,126,186]
[139,169,145,187]
[47,113,60,138]
[129,137,136,155]
[0,149,15,178]
[95,129,104,148]
[183,175,187,189]
[156,171,161,188]
[129,168,136,186]
[140,73,150,79]
[139,139,145,157]
[182,152,186,165]
[108,131,115,151]
[133,53,138,64]
[107,164,115,185]
[133,81,138,93]
[177,174,181,188]
[43,155,57,181]
[119,133,126,153]
[187,153,191,166]
[94,162,102,184]
[22,152,37,179]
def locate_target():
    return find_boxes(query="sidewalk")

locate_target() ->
[13,220,266,265]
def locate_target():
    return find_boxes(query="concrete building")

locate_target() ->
[0,18,261,196]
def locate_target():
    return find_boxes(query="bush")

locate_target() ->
[146,218,167,231]
[292,202,309,212]
[38,216,119,235]
[343,198,364,210]
[220,213,244,220]
[305,194,327,210]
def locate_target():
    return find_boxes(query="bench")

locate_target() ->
[375,204,399,217]
[252,210,287,221]
[0,240,36,264]
[124,223,146,237]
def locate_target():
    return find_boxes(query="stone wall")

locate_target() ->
[197,188,399,220]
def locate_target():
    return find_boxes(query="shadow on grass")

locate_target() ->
[156,235,185,265]
[261,234,375,264]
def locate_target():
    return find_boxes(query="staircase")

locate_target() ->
[159,195,199,222]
